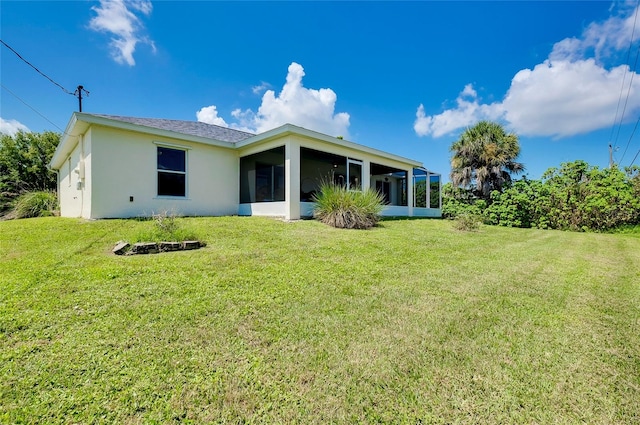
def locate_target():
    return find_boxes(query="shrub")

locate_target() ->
[484,178,552,229]
[153,210,179,235]
[134,210,199,242]
[0,131,59,214]
[9,190,58,219]
[542,162,640,231]
[443,163,640,232]
[441,183,487,219]
[313,182,384,229]
[453,213,482,232]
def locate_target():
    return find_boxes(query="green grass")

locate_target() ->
[1,217,639,424]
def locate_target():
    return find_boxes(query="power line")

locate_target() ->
[630,148,639,166]
[1,39,89,112]
[0,39,75,96]
[610,1,640,150]
[618,112,640,166]
[1,83,66,133]
[615,43,640,163]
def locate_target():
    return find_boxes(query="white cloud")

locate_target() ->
[503,59,637,137]
[89,0,155,66]
[414,85,504,137]
[252,82,271,95]
[252,62,350,136]
[415,5,640,139]
[550,2,639,62]
[196,62,351,137]
[227,108,257,133]
[196,105,229,127]
[0,117,30,136]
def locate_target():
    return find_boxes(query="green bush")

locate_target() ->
[453,213,482,232]
[484,178,552,229]
[441,183,487,219]
[0,131,59,214]
[443,163,640,232]
[313,182,384,229]
[10,190,58,219]
[541,162,640,231]
[134,210,199,242]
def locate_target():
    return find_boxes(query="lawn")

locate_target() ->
[1,217,639,424]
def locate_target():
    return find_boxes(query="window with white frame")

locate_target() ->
[157,146,186,197]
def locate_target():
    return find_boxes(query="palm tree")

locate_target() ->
[450,121,524,199]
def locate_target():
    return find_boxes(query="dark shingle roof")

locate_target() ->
[92,114,255,143]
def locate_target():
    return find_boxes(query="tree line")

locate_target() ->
[445,121,640,231]
[0,131,59,216]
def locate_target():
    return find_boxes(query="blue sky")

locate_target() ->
[2,1,640,181]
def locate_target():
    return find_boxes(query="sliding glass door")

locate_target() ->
[347,159,362,190]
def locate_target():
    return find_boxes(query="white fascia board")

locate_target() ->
[236,123,423,168]
[49,113,86,170]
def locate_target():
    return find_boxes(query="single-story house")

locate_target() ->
[49,113,442,220]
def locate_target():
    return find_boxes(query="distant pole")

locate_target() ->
[77,85,83,112]
[609,143,617,168]
[74,85,89,112]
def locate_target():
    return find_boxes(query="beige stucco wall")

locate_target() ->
[85,126,238,219]
[238,202,286,217]
[295,135,414,172]
[58,130,93,218]
[58,140,81,217]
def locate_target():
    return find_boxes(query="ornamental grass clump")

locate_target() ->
[313,181,384,229]
[9,190,58,219]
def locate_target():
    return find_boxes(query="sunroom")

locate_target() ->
[238,142,441,219]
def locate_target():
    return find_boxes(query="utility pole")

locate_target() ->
[609,144,613,168]
[609,143,619,168]
[74,85,89,112]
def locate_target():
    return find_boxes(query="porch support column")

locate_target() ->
[426,171,431,209]
[439,175,442,209]
[407,167,414,217]
[285,140,300,220]
[362,161,371,191]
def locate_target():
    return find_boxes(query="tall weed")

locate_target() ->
[134,210,198,242]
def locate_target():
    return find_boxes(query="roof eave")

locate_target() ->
[237,123,423,168]
[49,113,86,170]
[50,113,238,170]
[80,113,237,148]
[50,115,425,171]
